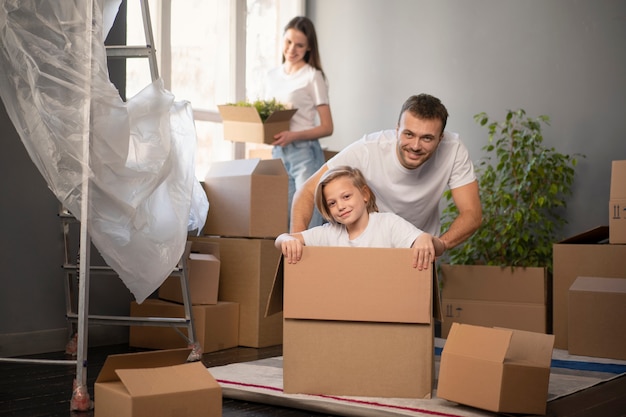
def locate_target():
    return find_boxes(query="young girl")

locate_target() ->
[265,16,334,229]
[275,166,445,270]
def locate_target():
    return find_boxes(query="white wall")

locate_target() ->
[309,0,626,238]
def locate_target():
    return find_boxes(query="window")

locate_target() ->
[126,0,304,179]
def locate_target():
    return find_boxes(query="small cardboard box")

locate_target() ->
[193,236,283,348]
[218,104,297,145]
[159,241,220,305]
[440,264,547,338]
[552,226,626,349]
[437,323,554,415]
[94,348,221,417]
[280,246,438,399]
[202,158,288,238]
[129,299,239,353]
[609,160,626,244]
[568,276,626,360]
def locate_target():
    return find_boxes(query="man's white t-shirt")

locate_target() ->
[326,130,475,236]
[265,64,329,132]
[301,212,423,248]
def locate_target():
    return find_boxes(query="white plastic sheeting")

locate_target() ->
[0,0,209,303]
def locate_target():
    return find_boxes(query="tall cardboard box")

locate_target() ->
[440,264,547,338]
[158,241,220,305]
[194,236,283,348]
[437,323,554,415]
[568,276,626,360]
[552,226,626,349]
[609,160,626,244]
[129,299,239,353]
[201,158,288,238]
[218,104,297,145]
[94,349,221,417]
[281,247,436,399]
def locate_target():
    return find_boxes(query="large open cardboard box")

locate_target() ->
[568,276,626,360]
[158,240,220,305]
[437,323,554,415]
[94,348,221,417]
[609,160,626,244]
[218,104,297,145]
[193,236,283,348]
[201,158,288,238]
[129,299,239,353]
[278,246,439,399]
[440,264,547,338]
[552,226,626,349]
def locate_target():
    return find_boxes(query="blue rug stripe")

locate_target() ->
[550,359,626,374]
[434,347,626,374]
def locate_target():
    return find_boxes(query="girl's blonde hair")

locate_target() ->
[314,166,378,224]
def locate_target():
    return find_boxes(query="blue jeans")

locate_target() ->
[273,140,325,229]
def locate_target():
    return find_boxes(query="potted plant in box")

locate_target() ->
[438,109,583,337]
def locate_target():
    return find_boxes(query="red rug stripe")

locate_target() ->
[217,379,466,417]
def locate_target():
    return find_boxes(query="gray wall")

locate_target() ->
[310,0,626,239]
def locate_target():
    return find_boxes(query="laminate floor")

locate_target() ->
[0,343,624,417]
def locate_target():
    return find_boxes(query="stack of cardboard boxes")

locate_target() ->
[129,240,239,353]
[196,158,286,348]
[554,160,626,359]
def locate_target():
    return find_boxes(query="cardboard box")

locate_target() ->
[440,264,547,338]
[568,276,626,360]
[437,323,554,415]
[129,299,239,353]
[609,159,626,243]
[159,241,220,305]
[193,236,283,348]
[202,158,288,238]
[94,348,221,417]
[218,104,297,145]
[552,226,626,349]
[281,246,437,399]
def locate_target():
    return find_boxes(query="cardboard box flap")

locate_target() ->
[251,158,287,176]
[611,160,626,199]
[570,276,626,293]
[116,362,215,397]
[504,328,554,367]
[189,253,219,262]
[96,348,191,383]
[218,105,261,123]
[204,158,262,178]
[265,108,298,123]
[190,241,220,258]
[558,226,609,244]
[444,323,512,362]
[283,246,432,324]
[440,264,546,304]
[265,256,284,318]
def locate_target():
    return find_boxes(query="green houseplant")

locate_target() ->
[228,98,287,122]
[438,109,582,337]
[441,109,582,273]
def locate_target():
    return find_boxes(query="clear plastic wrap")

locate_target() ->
[0,0,208,303]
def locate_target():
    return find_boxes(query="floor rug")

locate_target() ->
[208,339,626,417]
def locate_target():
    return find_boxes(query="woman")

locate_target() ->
[266,16,334,229]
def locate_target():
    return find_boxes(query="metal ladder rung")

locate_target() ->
[106,45,155,58]
[65,313,190,327]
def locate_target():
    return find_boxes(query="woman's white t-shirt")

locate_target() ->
[265,63,329,132]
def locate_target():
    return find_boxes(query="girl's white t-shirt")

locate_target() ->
[300,212,423,248]
[265,63,329,132]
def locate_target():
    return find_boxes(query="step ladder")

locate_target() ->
[0,1,201,413]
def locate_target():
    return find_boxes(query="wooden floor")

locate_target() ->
[1,343,625,417]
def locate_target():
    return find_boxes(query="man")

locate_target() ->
[290,93,482,269]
